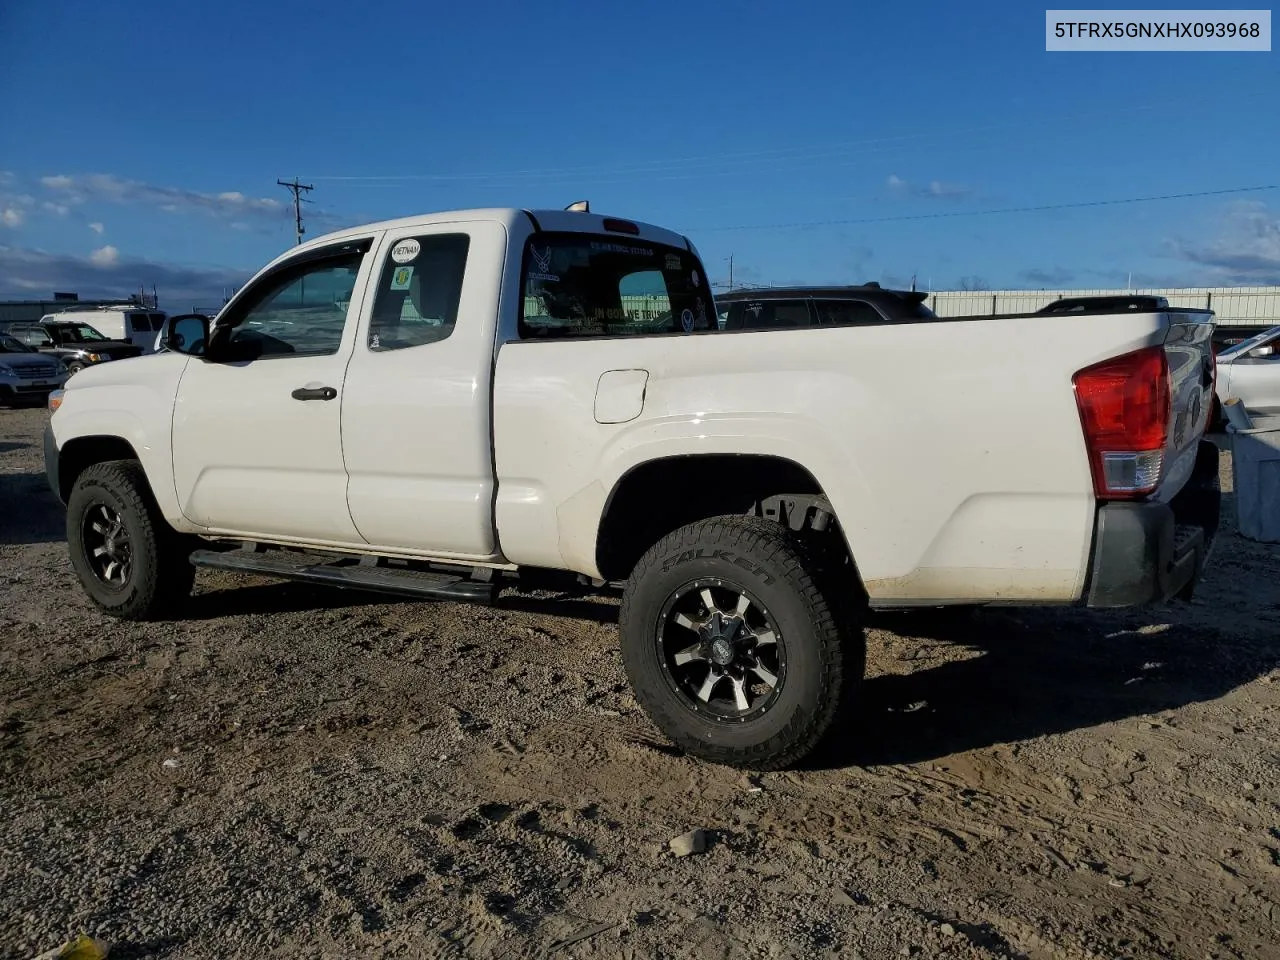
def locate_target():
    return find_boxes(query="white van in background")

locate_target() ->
[40,306,167,354]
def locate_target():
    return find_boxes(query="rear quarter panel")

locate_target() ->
[493,312,1174,604]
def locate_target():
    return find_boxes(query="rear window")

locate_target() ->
[128,312,155,332]
[813,299,889,326]
[519,233,717,339]
[722,300,813,330]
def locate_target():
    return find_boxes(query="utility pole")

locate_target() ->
[726,254,734,291]
[277,177,314,245]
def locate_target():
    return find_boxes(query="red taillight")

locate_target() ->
[1072,346,1171,500]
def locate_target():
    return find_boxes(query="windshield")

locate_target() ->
[1217,324,1280,358]
[50,323,109,343]
[0,334,34,353]
[519,232,717,338]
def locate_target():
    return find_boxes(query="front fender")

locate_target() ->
[49,354,196,529]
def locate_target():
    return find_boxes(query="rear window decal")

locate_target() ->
[528,246,560,283]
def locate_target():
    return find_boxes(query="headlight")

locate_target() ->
[0,363,13,376]
[48,389,65,413]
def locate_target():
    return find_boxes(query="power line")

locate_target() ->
[685,184,1280,234]
[302,92,1266,186]
[277,177,314,245]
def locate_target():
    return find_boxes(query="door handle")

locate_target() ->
[291,385,337,401]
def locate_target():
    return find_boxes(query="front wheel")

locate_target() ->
[66,460,195,620]
[619,516,862,770]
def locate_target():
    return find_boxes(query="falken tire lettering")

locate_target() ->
[659,547,777,585]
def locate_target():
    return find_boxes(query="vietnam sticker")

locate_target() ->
[681,308,695,333]
[390,265,414,290]
[691,270,700,288]
[391,239,420,264]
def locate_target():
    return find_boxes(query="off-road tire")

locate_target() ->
[619,515,863,770]
[66,459,196,620]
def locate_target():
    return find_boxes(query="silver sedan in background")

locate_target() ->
[1216,324,1280,417]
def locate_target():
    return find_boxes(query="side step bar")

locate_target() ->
[189,548,497,603]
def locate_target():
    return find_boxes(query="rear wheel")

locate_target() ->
[66,460,195,620]
[65,362,86,376]
[619,516,862,770]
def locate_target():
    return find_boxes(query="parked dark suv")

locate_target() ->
[7,319,144,374]
[714,283,940,331]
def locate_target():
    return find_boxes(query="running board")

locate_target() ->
[189,548,497,603]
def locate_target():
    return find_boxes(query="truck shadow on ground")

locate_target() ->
[803,600,1278,771]
[0,471,65,545]
[184,567,1279,771]
[185,580,623,626]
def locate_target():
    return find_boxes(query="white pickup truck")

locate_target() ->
[44,206,1222,769]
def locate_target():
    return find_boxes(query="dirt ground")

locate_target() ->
[2,405,1278,960]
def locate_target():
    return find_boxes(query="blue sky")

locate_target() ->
[1,0,1277,307]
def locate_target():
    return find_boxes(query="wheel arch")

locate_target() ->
[594,453,864,591]
[59,435,148,503]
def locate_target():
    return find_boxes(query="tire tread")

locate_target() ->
[67,459,194,620]
[620,515,857,770]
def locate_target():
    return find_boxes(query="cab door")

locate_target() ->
[171,237,377,544]
[340,220,506,559]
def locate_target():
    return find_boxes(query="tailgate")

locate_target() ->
[1158,309,1216,500]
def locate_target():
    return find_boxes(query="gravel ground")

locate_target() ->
[2,404,1278,960]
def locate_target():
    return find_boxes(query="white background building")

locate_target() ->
[924,287,1280,329]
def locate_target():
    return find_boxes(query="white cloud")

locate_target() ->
[886,174,973,200]
[43,201,69,216]
[0,244,247,305]
[42,173,285,221]
[89,245,120,266]
[2,208,23,228]
[925,180,969,198]
[89,222,105,234]
[1169,201,1280,284]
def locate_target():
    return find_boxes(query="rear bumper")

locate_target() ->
[1085,439,1221,607]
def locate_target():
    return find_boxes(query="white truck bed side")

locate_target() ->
[493,311,1181,604]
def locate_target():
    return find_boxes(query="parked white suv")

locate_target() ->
[44,206,1222,769]
[40,306,166,354]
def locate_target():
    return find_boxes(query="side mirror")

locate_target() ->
[163,314,210,356]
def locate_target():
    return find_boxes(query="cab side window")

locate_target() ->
[221,254,363,359]
[368,234,470,351]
